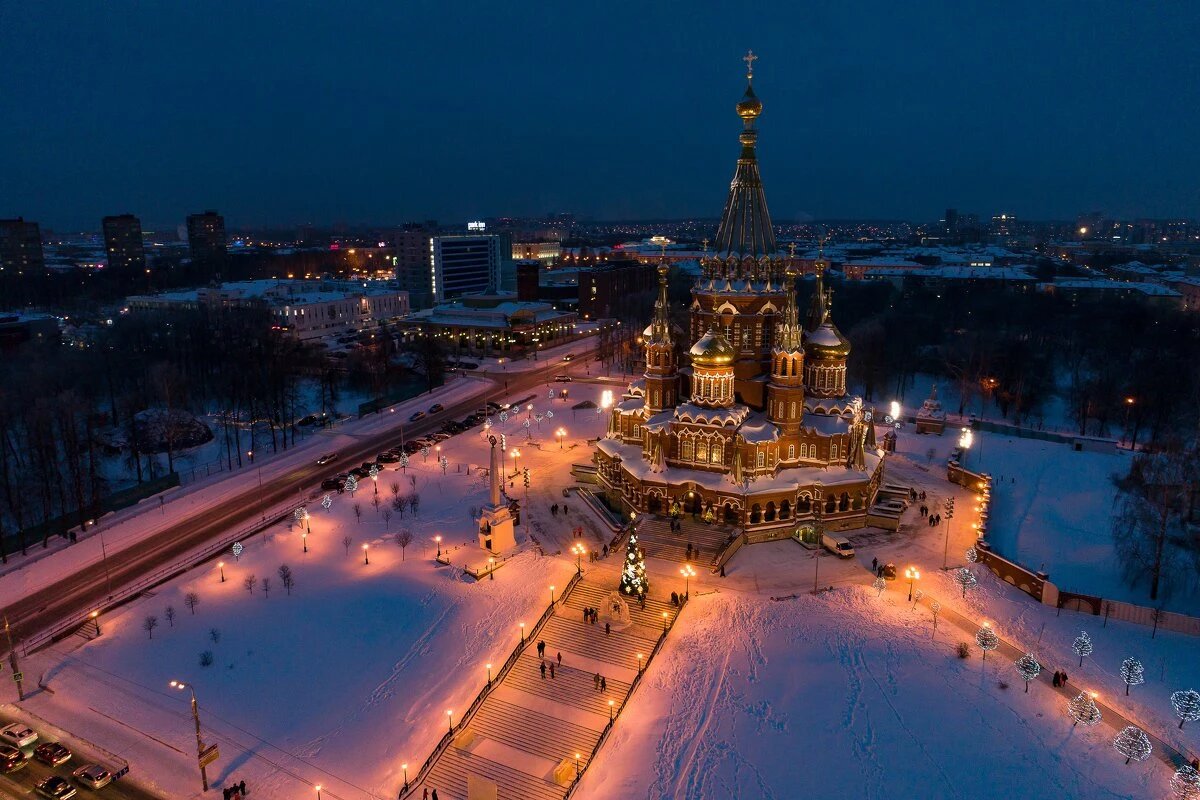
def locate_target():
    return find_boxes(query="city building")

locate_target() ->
[395,229,511,309]
[413,292,577,358]
[578,259,658,320]
[126,279,409,340]
[186,210,227,272]
[102,213,146,271]
[512,241,561,262]
[0,313,58,349]
[395,221,439,309]
[595,70,884,540]
[0,217,45,274]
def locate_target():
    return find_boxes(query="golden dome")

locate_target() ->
[804,322,851,359]
[737,83,762,120]
[689,327,736,366]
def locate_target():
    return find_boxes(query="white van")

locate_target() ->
[821,533,855,559]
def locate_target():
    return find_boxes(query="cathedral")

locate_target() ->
[595,59,885,541]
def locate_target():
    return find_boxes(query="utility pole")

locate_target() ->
[4,617,24,701]
[170,681,217,792]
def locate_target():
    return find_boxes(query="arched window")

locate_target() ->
[681,439,693,460]
[797,496,811,514]
[779,499,791,519]
[632,425,641,439]
[756,450,765,467]
[790,401,796,416]
[696,441,708,462]
[800,443,808,459]
[652,390,659,406]
[710,440,723,464]
[750,504,762,524]
[839,492,850,512]
[788,444,795,459]
[765,502,776,521]
[825,495,836,514]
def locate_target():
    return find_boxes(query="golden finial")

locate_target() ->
[743,49,758,81]
[788,242,797,258]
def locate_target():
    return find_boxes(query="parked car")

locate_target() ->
[34,741,72,767]
[554,375,573,382]
[320,477,343,492]
[1,722,37,748]
[36,776,78,799]
[428,403,444,414]
[408,411,426,422]
[429,433,450,443]
[378,452,399,463]
[316,452,338,465]
[486,401,502,411]
[402,442,422,454]
[0,744,26,773]
[820,533,855,559]
[72,764,113,790]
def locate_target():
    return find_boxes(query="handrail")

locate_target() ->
[561,594,686,797]
[399,570,584,797]
[22,499,304,656]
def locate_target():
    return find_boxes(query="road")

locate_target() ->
[0,353,589,650]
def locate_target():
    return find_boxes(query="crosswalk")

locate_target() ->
[410,570,677,800]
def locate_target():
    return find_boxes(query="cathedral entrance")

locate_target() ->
[682,491,702,515]
[793,523,819,547]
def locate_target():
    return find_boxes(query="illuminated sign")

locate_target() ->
[467,221,486,232]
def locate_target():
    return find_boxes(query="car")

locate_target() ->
[377,452,399,463]
[429,433,450,443]
[554,375,573,382]
[820,533,855,559]
[36,776,78,799]
[320,477,342,492]
[486,401,502,411]
[408,411,426,422]
[316,452,338,465]
[34,741,72,767]
[0,744,26,773]
[350,467,369,479]
[562,354,573,362]
[402,441,422,454]
[1,722,37,748]
[72,764,112,790]
[428,403,444,414]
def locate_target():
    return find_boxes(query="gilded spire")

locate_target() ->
[805,257,827,332]
[775,263,803,353]
[712,51,777,266]
[648,262,672,345]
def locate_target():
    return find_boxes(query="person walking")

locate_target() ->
[593,673,600,690]
[600,676,607,692]
[871,557,878,572]
[431,790,439,800]
[540,661,547,679]
[556,651,562,666]
[537,640,546,658]
[423,788,429,800]
[605,622,611,636]
[239,781,246,796]
[549,662,555,679]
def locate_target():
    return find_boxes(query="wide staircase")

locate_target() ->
[411,571,678,800]
[634,515,736,566]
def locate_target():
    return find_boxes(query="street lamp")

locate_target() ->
[511,448,521,477]
[549,584,556,604]
[557,427,567,449]
[575,753,581,778]
[486,662,493,685]
[315,786,322,800]
[218,561,226,583]
[169,680,210,792]
[636,653,643,673]
[905,566,920,601]
[435,535,442,558]
[90,610,101,636]
[572,543,586,573]
[362,543,369,565]
[488,556,496,580]
[680,564,696,599]
[401,764,408,788]
[662,611,668,632]
[446,709,454,733]
[302,532,308,553]
[608,699,614,722]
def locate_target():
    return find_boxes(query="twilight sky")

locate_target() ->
[3,1,1198,231]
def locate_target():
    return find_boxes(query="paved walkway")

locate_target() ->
[411,569,679,800]
[915,589,1198,771]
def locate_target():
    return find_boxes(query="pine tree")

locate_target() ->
[619,525,649,598]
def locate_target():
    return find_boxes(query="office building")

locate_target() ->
[0,217,45,274]
[102,213,146,271]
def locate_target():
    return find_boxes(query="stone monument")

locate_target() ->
[477,436,516,553]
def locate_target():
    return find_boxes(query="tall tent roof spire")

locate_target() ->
[712,51,777,263]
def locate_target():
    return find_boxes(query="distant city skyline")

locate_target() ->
[4,1,1198,230]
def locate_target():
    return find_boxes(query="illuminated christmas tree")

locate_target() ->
[619,524,649,598]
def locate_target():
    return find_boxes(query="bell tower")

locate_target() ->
[643,262,678,414]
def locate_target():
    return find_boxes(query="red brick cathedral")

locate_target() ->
[596,63,884,540]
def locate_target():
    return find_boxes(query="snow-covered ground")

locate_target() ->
[6,377,617,799]
[575,586,1172,800]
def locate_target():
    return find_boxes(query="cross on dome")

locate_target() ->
[743,49,758,80]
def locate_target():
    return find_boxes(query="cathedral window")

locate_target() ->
[788,444,795,460]
[696,441,708,462]
[681,439,693,460]
[789,401,796,417]
[756,450,765,467]
[710,442,723,464]
[652,390,659,407]
[632,424,641,440]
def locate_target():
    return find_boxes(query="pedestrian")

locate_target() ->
[594,673,600,690]
[603,544,609,557]
[720,565,726,578]
[591,610,597,625]
[239,781,246,796]
[537,640,546,658]
[1062,670,1069,685]
[583,607,589,622]
[223,789,230,800]
[936,513,941,525]
[432,790,439,800]
[871,557,878,572]
[549,662,555,679]
[600,676,607,692]
[1052,671,1059,687]
[605,622,610,635]
[557,651,562,665]
[423,789,429,800]
[540,661,547,679]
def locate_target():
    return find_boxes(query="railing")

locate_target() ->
[561,593,687,798]
[21,498,304,656]
[399,570,584,797]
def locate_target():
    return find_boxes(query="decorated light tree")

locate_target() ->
[619,521,649,599]
[1072,631,1094,667]
[1112,726,1152,765]
[872,577,886,597]
[975,622,999,662]
[1120,657,1145,696]
[1171,689,1200,729]
[954,567,977,598]
[1067,691,1102,727]
[1172,765,1200,799]
[1014,653,1041,692]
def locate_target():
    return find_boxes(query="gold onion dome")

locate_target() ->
[805,320,852,359]
[737,83,762,120]
[689,327,736,365]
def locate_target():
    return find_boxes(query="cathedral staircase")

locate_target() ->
[634,516,737,566]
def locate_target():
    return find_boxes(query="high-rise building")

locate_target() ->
[102,213,146,271]
[186,211,227,272]
[395,221,438,309]
[397,227,508,308]
[0,217,44,274]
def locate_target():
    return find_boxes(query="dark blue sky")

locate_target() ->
[4,1,1198,231]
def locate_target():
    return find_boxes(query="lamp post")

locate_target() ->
[549,584,556,605]
[1123,396,1135,447]
[362,543,369,565]
[488,556,496,580]
[557,427,567,449]
[662,611,668,632]
[302,532,308,553]
[905,566,920,601]
[637,653,643,673]
[90,610,101,636]
[218,561,226,583]
[572,543,586,574]
[169,680,211,792]
[519,622,525,643]
[511,448,520,478]
[435,535,442,558]
[446,709,454,733]
[575,753,581,779]
[402,764,408,789]
[486,662,493,685]
[608,699,614,722]
[680,564,695,599]
[316,785,322,800]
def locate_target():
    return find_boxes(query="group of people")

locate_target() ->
[582,607,603,625]
[550,503,570,515]
[1051,669,1071,687]
[684,542,701,560]
[669,591,688,606]
[926,512,943,527]
[592,673,608,692]
[222,780,248,799]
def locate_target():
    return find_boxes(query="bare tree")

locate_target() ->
[410,492,420,516]
[184,592,200,615]
[395,528,413,560]
[143,615,158,639]
[342,535,353,555]
[382,508,393,531]
[244,575,257,594]
[209,628,221,644]
[353,503,362,525]
[261,577,271,598]
[392,495,408,518]
[165,606,176,627]
[278,564,294,595]
[372,495,381,513]
[389,481,400,499]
